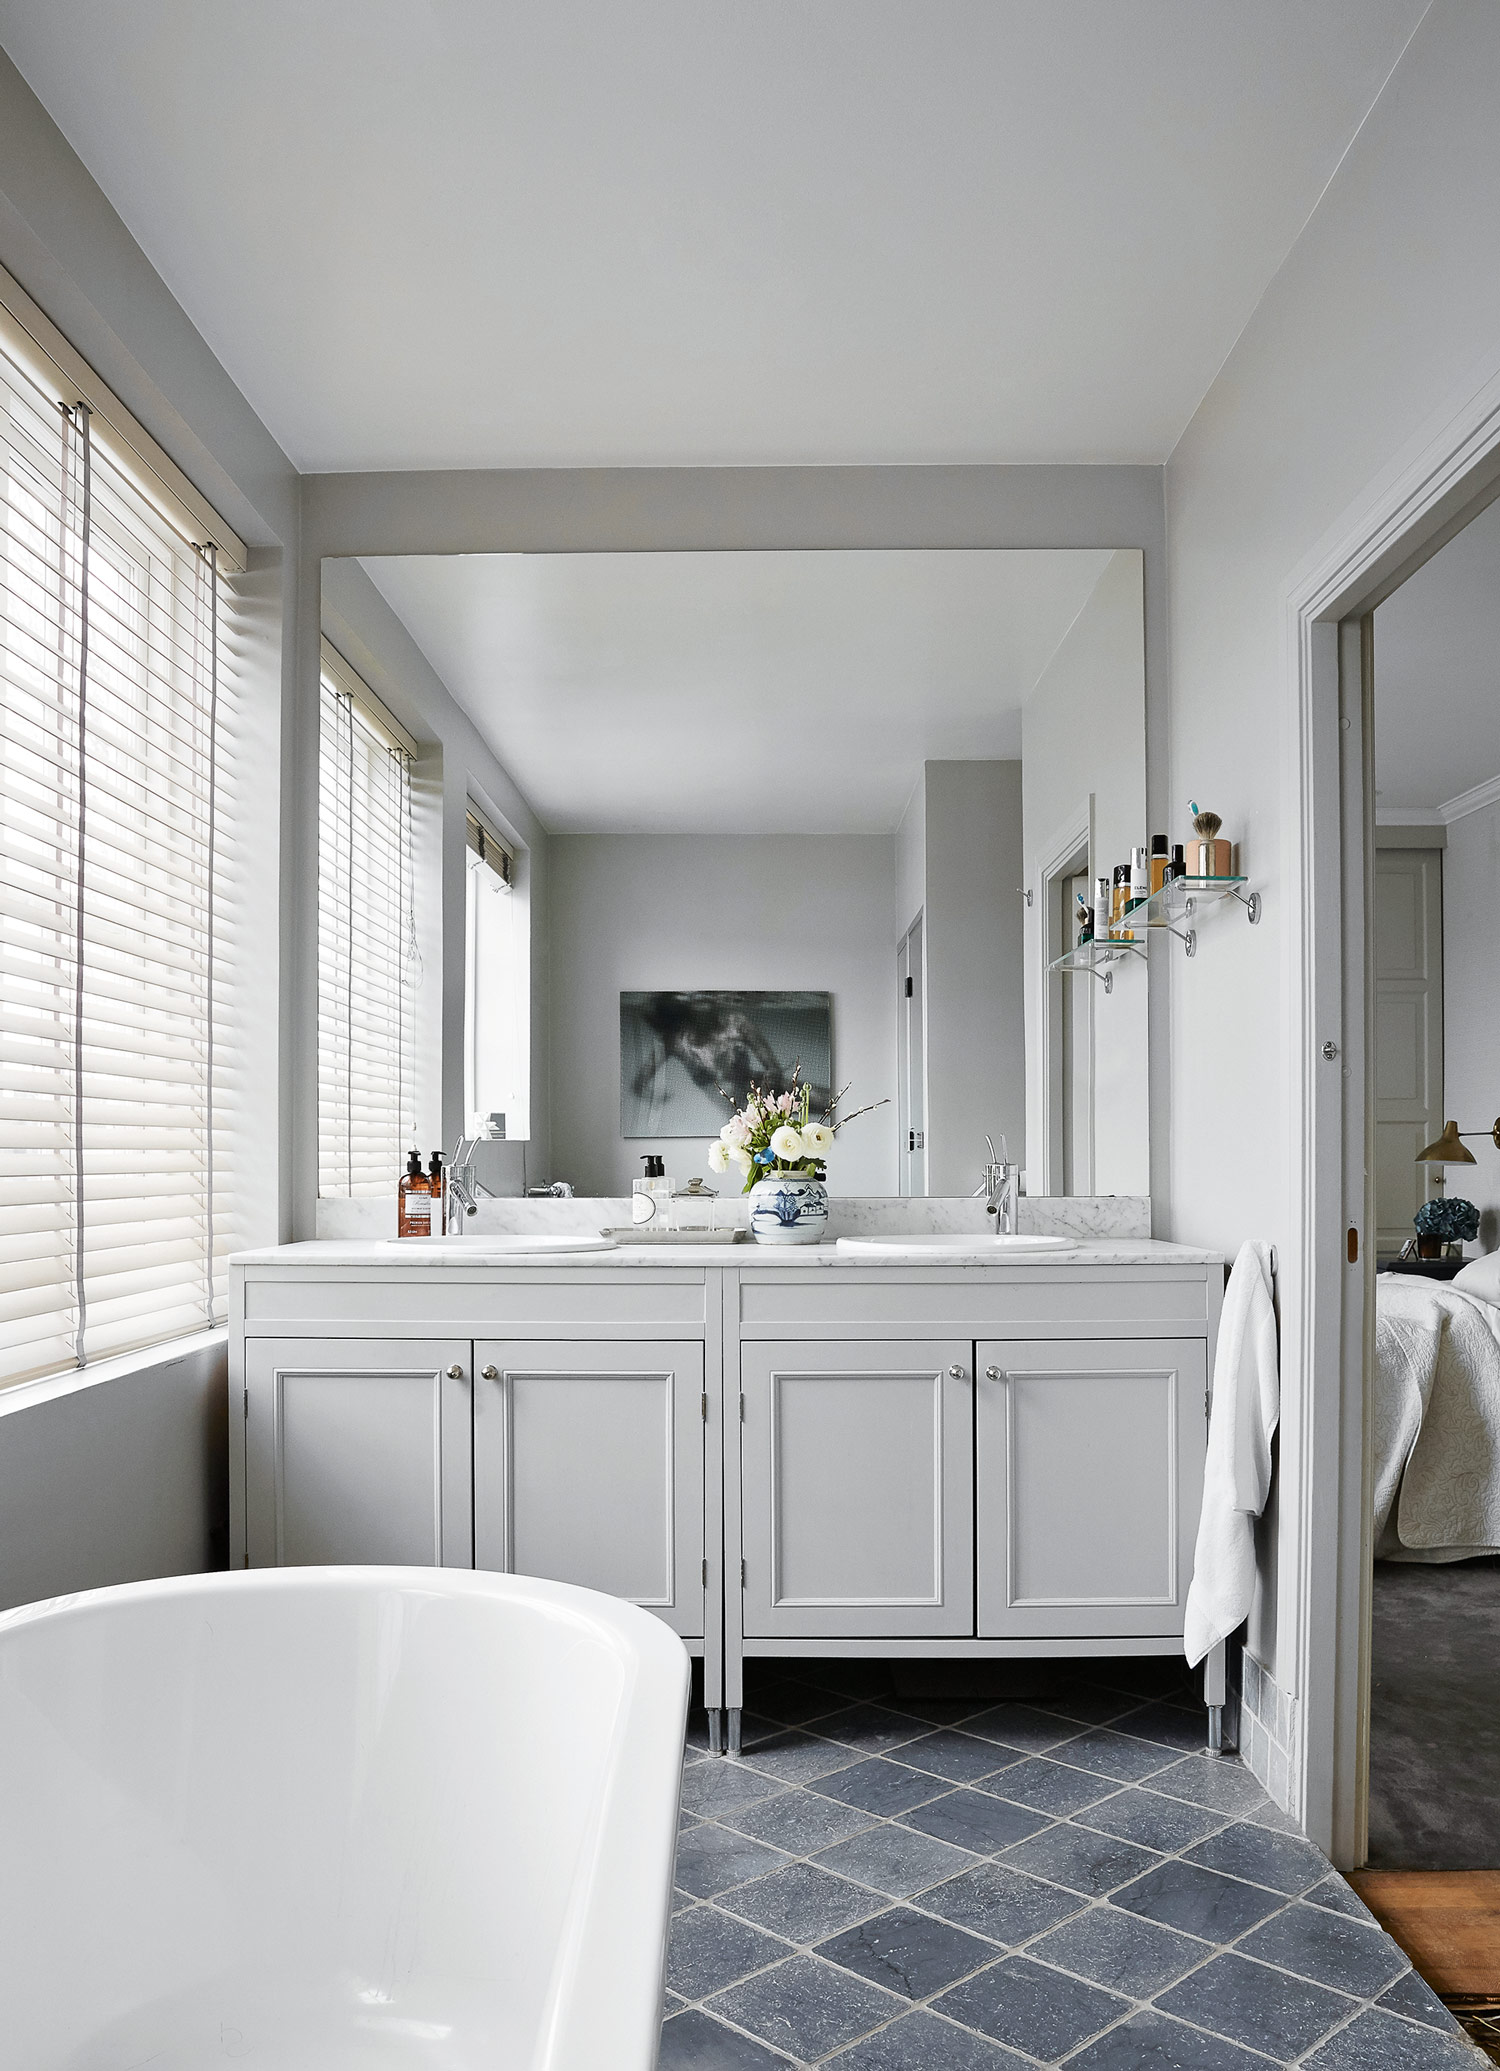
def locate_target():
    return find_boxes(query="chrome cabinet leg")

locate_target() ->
[1204,1639,1227,1757]
[707,1708,724,1756]
[727,1708,742,1757]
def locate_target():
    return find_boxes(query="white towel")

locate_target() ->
[1184,1239,1279,1667]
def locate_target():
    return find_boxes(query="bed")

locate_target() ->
[1373,1258,1500,1560]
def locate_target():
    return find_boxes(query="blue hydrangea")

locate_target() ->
[1414,1197,1480,1242]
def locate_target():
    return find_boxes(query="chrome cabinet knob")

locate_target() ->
[948,1364,966,1379]
[480,1364,499,1380]
[446,1364,465,1380]
[985,1365,1003,1381]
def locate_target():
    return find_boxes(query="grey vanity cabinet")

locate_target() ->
[472,1339,707,1641]
[243,1336,474,1569]
[739,1339,975,1639]
[975,1336,1207,1639]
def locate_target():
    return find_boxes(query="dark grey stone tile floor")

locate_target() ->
[661,1658,1482,2069]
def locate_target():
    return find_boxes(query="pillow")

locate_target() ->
[1453,1252,1500,1308]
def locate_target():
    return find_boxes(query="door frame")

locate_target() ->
[1031,800,1094,1197]
[1286,363,1500,1865]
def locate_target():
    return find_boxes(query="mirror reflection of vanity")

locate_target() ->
[321,545,1149,1214]
[250,544,1213,1751]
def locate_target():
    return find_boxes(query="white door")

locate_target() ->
[473,1339,706,1639]
[976,1337,1206,1639]
[740,1339,973,1638]
[1372,846,1444,1257]
[244,1337,473,1568]
[1060,868,1095,1194]
[897,914,927,1196]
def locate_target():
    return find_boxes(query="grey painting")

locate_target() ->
[621,991,833,1139]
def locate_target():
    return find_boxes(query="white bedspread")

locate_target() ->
[1373,1276,1500,1559]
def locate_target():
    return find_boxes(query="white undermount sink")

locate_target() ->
[834,1233,1074,1259]
[379,1234,617,1256]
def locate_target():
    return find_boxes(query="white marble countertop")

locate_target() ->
[232,1237,1223,1270]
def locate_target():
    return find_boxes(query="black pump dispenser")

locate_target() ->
[641,1154,665,1178]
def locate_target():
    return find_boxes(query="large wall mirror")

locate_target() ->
[321,547,1148,1200]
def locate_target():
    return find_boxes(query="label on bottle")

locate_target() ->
[405,1193,431,1232]
[632,1185,658,1224]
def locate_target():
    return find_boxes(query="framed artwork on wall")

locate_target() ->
[621,990,832,1138]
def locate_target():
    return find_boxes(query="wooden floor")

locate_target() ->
[1351,1871,1500,1996]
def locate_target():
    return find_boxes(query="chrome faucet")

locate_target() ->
[976,1134,1019,1235]
[447,1136,497,1219]
[526,1181,576,1198]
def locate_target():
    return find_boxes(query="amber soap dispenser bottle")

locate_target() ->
[398,1149,432,1238]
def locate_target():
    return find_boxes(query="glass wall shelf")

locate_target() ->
[1048,876,1260,979]
[1047,937,1144,995]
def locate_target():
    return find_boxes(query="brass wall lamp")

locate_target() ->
[1416,1119,1500,1165]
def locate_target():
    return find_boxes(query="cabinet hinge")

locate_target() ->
[739,1392,745,1422]
[701,1391,708,1422]
[1205,1385,1211,1428]
[702,1558,708,1589]
[243,1390,249,1422]
[741,1558,746,1588]
[905,975,913,997]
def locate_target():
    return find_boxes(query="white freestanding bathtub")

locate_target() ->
[0,1566,689,2070]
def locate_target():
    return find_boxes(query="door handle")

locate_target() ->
[948,1364,966,1380]
[984,1366,1003,1381]
[446,1364,465,1380]
[480,1364,499,1380]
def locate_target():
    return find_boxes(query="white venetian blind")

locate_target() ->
[317,650,417,1197]
[0,339,236,1388]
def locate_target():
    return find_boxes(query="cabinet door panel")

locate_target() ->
[244,1337,472,1568]
[474,1340,705,1639]
[977,1337,1205,1638]
[741,1340,973,1638]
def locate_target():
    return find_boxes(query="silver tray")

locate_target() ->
[599,1225,747,1245]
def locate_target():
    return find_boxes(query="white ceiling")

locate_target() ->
[0,1,1425,470]
[1373,496,1500,816]
[358,549,1116,832]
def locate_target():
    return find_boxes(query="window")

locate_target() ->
[0,325,237,1387]
[317,643,419,1196]
[465,806,527,1140]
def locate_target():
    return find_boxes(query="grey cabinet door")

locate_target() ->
[740,1339,974,1638]
[473,1339,706,1639]
[244,1337,473,1568]
[976,1336,1206,1638]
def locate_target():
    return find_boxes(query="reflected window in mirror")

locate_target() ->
[465,807,529,1140]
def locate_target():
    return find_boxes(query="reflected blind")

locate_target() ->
[1,345,233,1388]
[317,667,416,1195]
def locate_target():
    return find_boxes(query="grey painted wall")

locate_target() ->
[922,762,1026,1196]
[1164,0,1500,1708]
[0,1340,228,1612]
[548,832,898,1196]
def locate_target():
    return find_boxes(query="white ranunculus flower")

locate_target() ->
[720,1115,751,1148]
[769,1124,806,1162]
[730,1145,753,1172]
[708,1140,731,1172]
[801,1121,834,1156]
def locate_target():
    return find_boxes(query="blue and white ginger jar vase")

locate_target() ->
[748,1172,829,1246]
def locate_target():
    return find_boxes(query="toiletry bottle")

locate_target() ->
[1110,864,1129,938]
[632,1154,674,1226]
[1149,834,1169,895]
[398,1150,432,1238]
[1093,875,1111,944]
[427,1151,445,1236]
[1129,846,1150,908]
[1169,842,1186,883]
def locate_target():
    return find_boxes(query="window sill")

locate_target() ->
[0,1327,228,1419]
